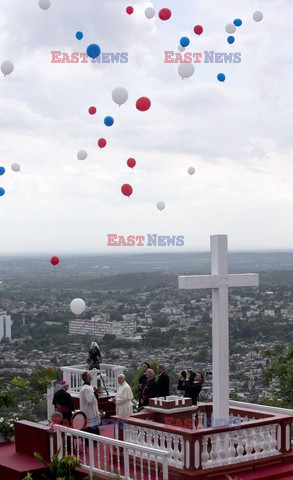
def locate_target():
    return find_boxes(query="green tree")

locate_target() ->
[261,344,293,408]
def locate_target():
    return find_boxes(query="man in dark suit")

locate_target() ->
[138,362,150,408]
[157,365,170,398]
[141,369,158,407]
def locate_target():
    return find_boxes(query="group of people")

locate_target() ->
[52,351,204,434]
[138,363,204,408]
[52,370,134,435]
[138,363,170,407]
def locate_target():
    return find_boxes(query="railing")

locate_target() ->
[123,423,185,469]
[114,403,293,473]
[52,425,169,480]
[201,422,280,469]
[61,363,125,394]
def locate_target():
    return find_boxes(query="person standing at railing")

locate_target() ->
[52,380,74,427]
[141,369,158,407]
[157,365,170,398]
[80,372,100,435]
[138,362,150,408]
[112,374,134,417]
[183,371,204,405]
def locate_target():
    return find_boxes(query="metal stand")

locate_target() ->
[96,369,109,396]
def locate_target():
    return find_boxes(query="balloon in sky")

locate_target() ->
[145,7,155,19]
[1,61,14,76]
[126,6,134,15]
[158,8,172,21]
[50,256,59,266]
[180,37,190,47]
[127,158,136,169]
[104,116,114,127]
[77,150,87,161]
[76,31,83,40]
[178,45,185,52]
[227,36,235,45]
[86,44,101,59]
[217,73,226,82]
[234,18,242,27]
[88,106,97,115]
[225,23,236,34]
[188,166,195,175]
[11,163,20,172]
[121,184,133,197]
[156,201,165,211]
[112,87,128,106]
[193,25,203,36]
[39,0,50,10]
[0,167,5,176]
[253,11,263,22]
[98,138,107,148]
[136,97,151,112]
[70,298,86,315]
[178,62,195,79]
[0,188,5,197]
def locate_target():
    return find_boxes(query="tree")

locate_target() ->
[261,344,293,408]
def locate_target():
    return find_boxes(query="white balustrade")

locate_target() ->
[201,423,281,469]
[61,363,125,394]
[123,424,185,469]
[53,424,169,480]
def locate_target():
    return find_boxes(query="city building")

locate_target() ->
[69,313,136,338]
[0,311,12,341]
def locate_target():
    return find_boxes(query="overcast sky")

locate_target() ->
[0,0,292,254]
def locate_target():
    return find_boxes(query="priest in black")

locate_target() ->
[157,365,170,398]
[141,369,158,407]
[52,380,74,426]
[138,362,150,407]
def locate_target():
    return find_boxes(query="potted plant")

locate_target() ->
[34,449,81,480]
[0,416,18,442]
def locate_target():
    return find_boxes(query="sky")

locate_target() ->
[0,0,293,254]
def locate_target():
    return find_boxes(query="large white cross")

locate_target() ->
[178,235,259,422]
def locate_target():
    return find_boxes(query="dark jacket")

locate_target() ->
[157,371,170,398]
[138,373,147,407]
[177,378,186,392]
[184,381,202,405]
[141,378,158,406]
[52,388,74,413]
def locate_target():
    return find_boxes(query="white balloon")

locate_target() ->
[39,0,51,10]
[188,167,195,176]
[178,45,185,52]
[112,87,129,106]
[1,61,14,76]
[11,163,20,172]
[178,63,195,79]
[77,149,87,161]
[145,7,155,19]
[156,201,165,211]
[225,23,236,34]
[70,298,86,315]
[253,11,263,22]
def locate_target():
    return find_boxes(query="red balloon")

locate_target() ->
[136,97,151,112]
[127,158,136,169]
[98,138,107,148]
[194,25,203,35]
[158,8,172,21]
[126,6,134,15]
[50,256,59,266]
[121,184,133,197]
[88,106,97,115]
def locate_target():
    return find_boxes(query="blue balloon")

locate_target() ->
[227,36,235,45]
[86,43,101,59]
[0,187,5,197]
[104,116,114,127]
[0,167,5,176]
[217,73,226,82]
[76,31,83,41]
[180,37,190,47]
[234,18,242,27]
